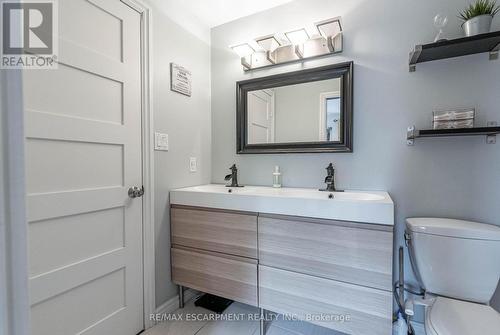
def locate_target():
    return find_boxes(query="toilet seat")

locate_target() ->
[425,296,500,335]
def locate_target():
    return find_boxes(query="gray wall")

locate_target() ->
[274,79,340,142]
[148,1,212,308]
[211,0,500,309]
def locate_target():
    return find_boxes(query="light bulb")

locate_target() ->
[230,43,255,57]
[285,29,310,45]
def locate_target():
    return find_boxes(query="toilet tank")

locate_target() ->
[406,218,500,303]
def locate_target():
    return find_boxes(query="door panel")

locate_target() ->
[29,207,125,276]
[26,139,124,193]
[59,0,124,61]
[23,63,124,123]
[248,90,275,144]
[24,1,143,334]
[31,269,126,335]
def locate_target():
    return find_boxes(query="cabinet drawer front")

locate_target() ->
[171,206,257,258]
[259,266,392,335]
[259,216,393,290]
[171,247,258,306]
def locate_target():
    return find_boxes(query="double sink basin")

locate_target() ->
[170,184,394,225]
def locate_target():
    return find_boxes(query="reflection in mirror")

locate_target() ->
[237,62,353,154]
[247,78,342,145]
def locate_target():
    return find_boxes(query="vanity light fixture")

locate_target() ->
[230,43,255,69]
[256,35,281,64]
[316,17,342,38]
[284,28,310,45]
[230,17,343,71]
[285,29,309,58]
[256,35,281,52]
[315,17,343,53]
[231,43,255,57]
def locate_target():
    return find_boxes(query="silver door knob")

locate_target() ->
[128,186,144,198]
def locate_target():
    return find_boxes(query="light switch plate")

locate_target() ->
[189,157,197,172]
[154,132,169,151]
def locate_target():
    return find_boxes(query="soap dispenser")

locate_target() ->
[272,166,282,188]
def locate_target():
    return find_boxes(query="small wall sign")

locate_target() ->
[170,63,192,97]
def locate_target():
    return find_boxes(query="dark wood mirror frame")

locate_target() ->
[236,62,353,154]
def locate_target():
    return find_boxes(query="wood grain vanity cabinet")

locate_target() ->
[170,205,393,335]
[170,205,259,306]
[171,247,258,306]
[258,214,393,291]
[258,214,393,335]
[171,206,258,258]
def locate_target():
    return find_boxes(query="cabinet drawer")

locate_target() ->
[259,265,392,335]
[171,247,258,306]
[258,215,393,290]
[171,206,257,258]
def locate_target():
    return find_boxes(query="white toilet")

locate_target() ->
[405,217,500,335]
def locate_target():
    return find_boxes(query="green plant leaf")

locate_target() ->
[458,0,500,20]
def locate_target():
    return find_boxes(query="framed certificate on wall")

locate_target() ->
[170,63,192,97]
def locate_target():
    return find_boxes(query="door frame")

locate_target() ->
[318,91,340,141]
[120,0,156,330]
[0,60,31,335]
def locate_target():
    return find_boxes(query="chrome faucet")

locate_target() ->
[224,164,243,187]
[320,163,337,192]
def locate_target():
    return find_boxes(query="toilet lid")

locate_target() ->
[427,296,500,335]
[406,218,500,240]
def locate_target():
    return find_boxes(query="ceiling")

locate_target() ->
[153,0,295,28]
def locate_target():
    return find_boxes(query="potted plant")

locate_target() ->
[459,0,500,36]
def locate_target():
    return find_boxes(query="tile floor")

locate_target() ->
[144,295,343,335]
[410,321,425,335]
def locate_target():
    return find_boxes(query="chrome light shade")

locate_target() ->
[230,17,343,71]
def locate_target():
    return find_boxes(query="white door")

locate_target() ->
[23,1,143,334]
[247,90,275,144]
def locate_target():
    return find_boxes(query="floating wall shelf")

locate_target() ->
[406,125,500,145]
[409,31,500,72]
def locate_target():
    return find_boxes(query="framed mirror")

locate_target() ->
[237,62,353,154]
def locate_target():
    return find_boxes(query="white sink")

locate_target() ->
[170,184,394,225]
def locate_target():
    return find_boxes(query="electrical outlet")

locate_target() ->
[154,132,169,151]
[189,157,197,172]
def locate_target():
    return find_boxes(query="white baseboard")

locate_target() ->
[154,288,199,315]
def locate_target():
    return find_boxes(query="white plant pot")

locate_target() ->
[462,14,493,36]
